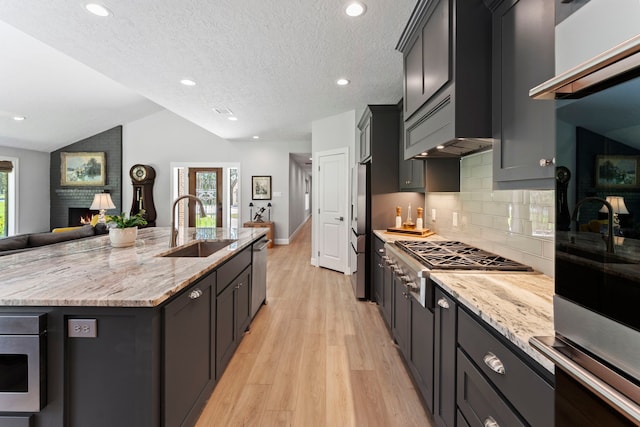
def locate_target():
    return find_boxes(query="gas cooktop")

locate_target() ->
[394,240,533,271]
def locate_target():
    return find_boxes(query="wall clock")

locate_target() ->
[129,164,157,227]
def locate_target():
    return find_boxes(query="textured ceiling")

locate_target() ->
[0,0,416,152]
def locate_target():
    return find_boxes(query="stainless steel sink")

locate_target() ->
[160,239,237,258]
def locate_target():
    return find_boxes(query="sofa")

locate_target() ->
[0,224,107,256]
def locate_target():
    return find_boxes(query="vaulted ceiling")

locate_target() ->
[0,0,416,152]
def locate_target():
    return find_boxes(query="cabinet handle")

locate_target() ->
[437,298,450,309]
[483,352,506,375]
[378,248,384,253]
[539,158,555,167]
[189,289,203,299]
[483,416,499,427]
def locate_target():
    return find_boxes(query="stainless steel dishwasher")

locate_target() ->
[251,237,269,318]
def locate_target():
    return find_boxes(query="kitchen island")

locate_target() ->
[0,227,267,427]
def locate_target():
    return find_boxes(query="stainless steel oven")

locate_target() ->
[530,27,640,426]
[0,314,47,412]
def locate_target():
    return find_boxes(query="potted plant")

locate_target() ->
[107,211,147,247]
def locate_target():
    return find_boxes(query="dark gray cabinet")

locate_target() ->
[372,236,385,305]
[409,298,435,412]
[490,0,555,189]
[382,254,394,328]
[164,273,216,427]
[397,0,492,159]
[359,119,372,162]
[457,309,554,426]
[216,265,251,379]
[392,274,411,356]
[399,158,425,191]
[434,287,457,427]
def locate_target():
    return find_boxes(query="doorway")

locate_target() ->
[188,168,222,227]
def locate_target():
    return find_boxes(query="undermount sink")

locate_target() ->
[160,239,238,258]
[557,244,635,264]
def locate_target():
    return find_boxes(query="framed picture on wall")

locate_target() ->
[60,152,106,186]
[252,176,272,200]
[595,155,639,188]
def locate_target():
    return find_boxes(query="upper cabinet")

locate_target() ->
[396,0,492,160]
[490,0,555,189]
[358,105,400,194]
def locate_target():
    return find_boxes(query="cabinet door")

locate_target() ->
[492,0,555,188]
[404,0,450,120]
[434,287,457,427]
[392,275,411,357]
[216,281,235,379]
[372,237,385,304]
[164,276,214,427]
[235,267,252,338]
[360,120,371,162]
[382,259,393,328]
[410,298,434,412]
[399,159,425,191]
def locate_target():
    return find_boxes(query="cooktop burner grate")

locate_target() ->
[394,240,533,271]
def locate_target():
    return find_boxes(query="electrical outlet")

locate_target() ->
[68,319,97,338]
[452,212,459,227]
[431,208,437,222]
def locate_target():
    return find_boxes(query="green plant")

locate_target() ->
[107,211,148,228]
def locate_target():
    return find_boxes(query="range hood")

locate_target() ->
[530,33,640,100]
[411,137,493,159]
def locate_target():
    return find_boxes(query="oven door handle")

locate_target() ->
[530,336,640,425]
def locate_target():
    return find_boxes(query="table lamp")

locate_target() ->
[600,196,629,226]
[90,193,116,224]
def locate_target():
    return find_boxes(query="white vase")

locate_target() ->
[109,227,138,248]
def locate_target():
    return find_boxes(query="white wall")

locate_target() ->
[556,0,640,73]
[122,109,310,243]
[425,151,555,276]
[0,145,50,233]
[310,110,356,266]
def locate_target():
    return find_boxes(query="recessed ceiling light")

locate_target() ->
[336,78,350,86]
[345,2,366,17]
[228,117,238,121]
[420,152,428,156]
[436,145,445,150]
[252,135,260,139]
[180,79,196,86]
[85,3,111,17]
[13,116,25,121]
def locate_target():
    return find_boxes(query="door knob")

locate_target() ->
[334,216,344,221]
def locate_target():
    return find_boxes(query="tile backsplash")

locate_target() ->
[425,151,555,276]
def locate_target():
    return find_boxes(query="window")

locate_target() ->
[0,159,16,237]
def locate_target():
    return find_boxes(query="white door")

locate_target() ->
[317,150,348,272]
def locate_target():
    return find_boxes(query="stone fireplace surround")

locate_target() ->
[50,126,123,230]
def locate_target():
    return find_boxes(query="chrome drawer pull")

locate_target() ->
[189,289,203,299]
[483,352,505,375]
[483,416,499,427]
[437,298,450,309]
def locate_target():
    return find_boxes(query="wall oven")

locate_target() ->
[0,314,47,412]
[530,31,640,425]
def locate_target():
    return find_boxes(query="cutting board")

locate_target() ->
[385,227,435,237]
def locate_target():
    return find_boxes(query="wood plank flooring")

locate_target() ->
[195,219,433,426]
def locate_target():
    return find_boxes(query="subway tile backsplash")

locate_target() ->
[425,151,554,276]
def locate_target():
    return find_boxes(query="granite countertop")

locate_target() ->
[375,229,555,372]
[0,227,267,308]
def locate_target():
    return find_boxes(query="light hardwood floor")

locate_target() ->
[195,219,433,426]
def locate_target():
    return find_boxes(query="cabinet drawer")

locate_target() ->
[457,349,526,427]
[0,416,32,427]
[457,310,553,427]
[217,246,251,294]
[373,236,385,256]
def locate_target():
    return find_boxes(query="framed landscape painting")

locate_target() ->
[595,155,639,188]
[60,152,106,186]
[252,176,272,200]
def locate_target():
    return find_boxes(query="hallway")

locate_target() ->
[195,219,433,426]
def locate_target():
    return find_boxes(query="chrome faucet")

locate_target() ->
[571,196,614,253]
[170,194,206,247]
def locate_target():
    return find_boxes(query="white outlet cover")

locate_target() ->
[452,212,458,227]
[431,208,436,222]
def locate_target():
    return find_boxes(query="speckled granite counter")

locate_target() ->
[0,227,267,307]
[375,229,555,372]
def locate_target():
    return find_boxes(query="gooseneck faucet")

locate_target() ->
[170,194,206,247]
[571,196,614,253]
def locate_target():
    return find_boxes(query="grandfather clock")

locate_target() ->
[129,164,157,227]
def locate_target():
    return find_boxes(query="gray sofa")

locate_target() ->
[0,225,101,256]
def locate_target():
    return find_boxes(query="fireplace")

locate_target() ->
[68,208,97,226]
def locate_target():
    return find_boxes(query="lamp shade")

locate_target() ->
[600,196,630,214]
[90,193,116,210]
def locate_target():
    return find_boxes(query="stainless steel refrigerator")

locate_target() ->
[350,163,368,299]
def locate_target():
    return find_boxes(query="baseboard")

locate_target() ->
[274,238,289,245]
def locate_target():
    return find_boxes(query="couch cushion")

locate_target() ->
[28,225,95,247]
[0,234,29,251]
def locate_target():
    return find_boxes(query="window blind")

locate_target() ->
[0,160,13,173]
